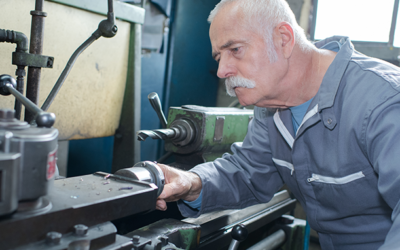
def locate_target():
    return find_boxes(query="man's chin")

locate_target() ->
[236,93,253,107]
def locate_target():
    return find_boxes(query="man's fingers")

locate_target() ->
[156,199,167,211]
[159,183,180,201]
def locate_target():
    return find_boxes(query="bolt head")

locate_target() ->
[132,235,141,244]
[112,25,118,33]
[46,232,62,244]
[74,224,88,236]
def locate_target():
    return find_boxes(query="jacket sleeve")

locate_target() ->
[177,107,284,217]
[365,98,400,249]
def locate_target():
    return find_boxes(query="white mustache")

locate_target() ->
[225,76,256,97]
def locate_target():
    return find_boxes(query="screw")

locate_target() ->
[74,224,88,236]
[112,25,118,33]
[46,232,62,244]
[132,235,141,244]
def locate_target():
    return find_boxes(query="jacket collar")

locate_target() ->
[314,36,354,111]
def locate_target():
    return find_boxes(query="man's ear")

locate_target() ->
[273,22,295,59]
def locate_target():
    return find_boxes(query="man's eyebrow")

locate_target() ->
[212,40,243,60]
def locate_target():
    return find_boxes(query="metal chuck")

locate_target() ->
[114,161,165,197]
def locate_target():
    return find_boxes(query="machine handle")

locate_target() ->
[0,74,55,128]
[148,92,168,128]
[40,0,117,112]
[228,224,248,250]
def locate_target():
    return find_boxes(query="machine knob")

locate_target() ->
[0,74,55,128]
[228,224,248,250]
[231,224,248,242]
[0,74,16,96]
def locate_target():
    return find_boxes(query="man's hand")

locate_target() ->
[156,164,202,211]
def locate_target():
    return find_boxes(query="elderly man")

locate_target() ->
[155,0,400,249]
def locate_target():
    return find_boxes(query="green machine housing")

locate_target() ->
[164,105,254,168]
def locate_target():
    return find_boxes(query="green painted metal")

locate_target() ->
[178,228,199,250]
[46,0,145,24]
[280,218,307,250]
[202,113,250,152]
[126,218,200,250]
[165,107,253,161]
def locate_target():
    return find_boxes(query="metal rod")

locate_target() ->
[389,0,399,46]
[108,0,114,13]
[14,66,26,119]
[6,84,43,117]
[35,0,44,11]
[5,83,55,128]
[247,229,286,250]
[25,0,47,122]
[41,34,99,111]
[228,240,240,250]
[0,29,29,119]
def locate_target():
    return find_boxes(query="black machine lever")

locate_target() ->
[148,92,167,129]
[0,75,55,128]
[40,0,118,112]
[138,93,196,146]
[228,224,248,250]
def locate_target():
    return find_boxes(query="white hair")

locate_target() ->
[208,0,312,62]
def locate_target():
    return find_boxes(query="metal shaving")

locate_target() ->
[102,180,110,185]
[70,196,78,199]
[104,174,111,180]
[119,187,133,191]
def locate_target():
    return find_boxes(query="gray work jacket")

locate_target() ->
[178,36,400,250]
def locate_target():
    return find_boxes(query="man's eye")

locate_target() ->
[232,47,240,53]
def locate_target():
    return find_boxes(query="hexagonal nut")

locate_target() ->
[46,232,62,244]
[74,224,89,236]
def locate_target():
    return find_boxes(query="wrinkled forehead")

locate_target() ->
[209,4,249,46]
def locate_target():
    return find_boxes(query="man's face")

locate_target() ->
[209,3,289,108]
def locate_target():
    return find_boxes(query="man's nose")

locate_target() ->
[217,56,236,79]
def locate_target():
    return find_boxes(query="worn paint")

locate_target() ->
[179,228,198,250]
[165,107,253,161]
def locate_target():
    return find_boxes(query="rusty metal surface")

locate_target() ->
[25,0,47,123]
[1,1,130,139]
